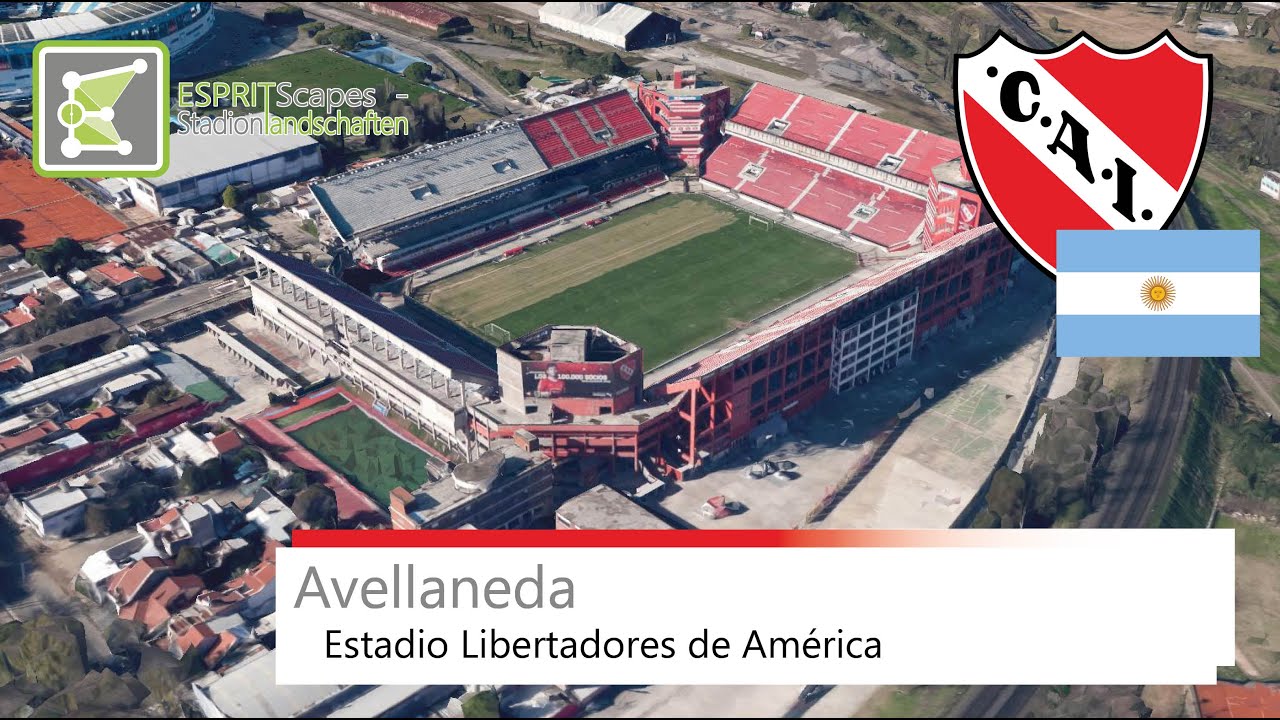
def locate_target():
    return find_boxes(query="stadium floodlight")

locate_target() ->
[54,57,148,159]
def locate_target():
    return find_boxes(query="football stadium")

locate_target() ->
[264,82,1015,480]
[0,2,215,101]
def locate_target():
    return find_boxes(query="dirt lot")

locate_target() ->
[1021,3,1274,69]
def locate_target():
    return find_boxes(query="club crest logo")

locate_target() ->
[955,31,1211,275]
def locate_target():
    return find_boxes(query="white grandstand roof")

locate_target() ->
[539,2,654,49]
[141,115,319,189]
[0,344,151,411]
[0,2,181,46]
[312,123,548,237]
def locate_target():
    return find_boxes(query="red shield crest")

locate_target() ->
[956,31,1211,275]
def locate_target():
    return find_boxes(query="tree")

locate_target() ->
[105,619,145,656]
[270,466,308,499]
[173,546,204,575]
[1173,1,1188,23]
[301,21,325,37]
[1236,8,1251,35]
[1048,16,1060,32]
[144,382,180,407]
[84,502,121,536]
[25,236,98,276]
[1186,4,1202,29]
[462,690,500,718]
[263,6,305,26]
[292,485,338,528]
[179,458,225,496]
[221,184,242,209]
[403,62,432,84]
[739,23,754,38]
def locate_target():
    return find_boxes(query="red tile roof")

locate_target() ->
[65,406,117,432]
[106,557,172,605]
[1197,683,1280,718]
[204,630,241,668]
[0,357,23,373]
[210,431,243,455]
[0,149,126,250]
[134,265,167,284]
[1,306,34,329]
[0,419,61,453]
[91,261,142,287]
[139,507,181,534]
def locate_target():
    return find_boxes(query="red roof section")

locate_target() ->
[0,149,126,249]
[0,419,61,453]
[106,557,172,605]
[66,406,117,432]
[729,83,961,186]
[365,1,462,29]
[0,357,23,372]
[134,265,167,284]
[1197,683,1280,718]
[91,261,142,286]
[210,430,244,455]
[519,91,657,169]
[140,507,182,534]
[1,305,35,329]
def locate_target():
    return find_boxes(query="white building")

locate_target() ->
[191,649,348,719]
[244,247,496,448]
[0,344,152,414]
[1262,170,1280,201]
[17,479,105,537]
[538,2,680,50]
[128,119,323,216]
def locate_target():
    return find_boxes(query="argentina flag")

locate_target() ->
[1057,230,1260,358]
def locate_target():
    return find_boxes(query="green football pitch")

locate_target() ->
[428,195,859,369]
[288,407,431,506]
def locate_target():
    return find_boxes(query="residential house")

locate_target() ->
[196,555,276,620]
[1261,170,1280,201]
[88,262,149,296]
[104,556,172,611]
[137,498,230,556]
[65,406,118,434]
[16,477,106,537]
[118,573,204,634]
[80,535,163,603]
[245,488,296,545]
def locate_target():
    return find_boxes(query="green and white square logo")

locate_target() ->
[33,40,169,178]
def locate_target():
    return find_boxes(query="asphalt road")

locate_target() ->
[112,276,248,328]
[294,2,525,116]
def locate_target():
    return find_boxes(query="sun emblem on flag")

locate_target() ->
[1141,276,1176,311]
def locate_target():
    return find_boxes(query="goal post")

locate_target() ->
[748,215,773,231]
[484,323,512,344]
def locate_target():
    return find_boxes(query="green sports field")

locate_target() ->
[424,195,859,369]
[288,407,430,506]
[198,48,472,116]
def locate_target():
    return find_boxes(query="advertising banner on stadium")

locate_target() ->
[523,357,639,399]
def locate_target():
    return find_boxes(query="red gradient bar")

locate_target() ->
[293,529,1084,549]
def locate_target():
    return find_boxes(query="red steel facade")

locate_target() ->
[633,67,731,173]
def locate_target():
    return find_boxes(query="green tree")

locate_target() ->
[301,21,325,37]
[105,619,145,656]
[144,382,181,407]
[1186,4,1202,29]
[292,484,338,528]
[740,23,754,38]
[462,690,500,718]
[221,184,242,209]
[403,62,432,84]
[1236,8,1252,35]
[173,546,204,575]
[263,6,305,26]
[84,502,121,536]
[179,459,225,496]
[1173,1,1188,23]
[1048,16,1060,32]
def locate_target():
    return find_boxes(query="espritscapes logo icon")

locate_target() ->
[32,41,169,178]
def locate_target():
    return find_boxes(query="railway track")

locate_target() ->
[955,6,1204,718]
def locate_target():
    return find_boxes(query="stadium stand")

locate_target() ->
[519,90,657,169]
[727,83,960,187]
[313,92,661,273]
[702,137,926,251]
